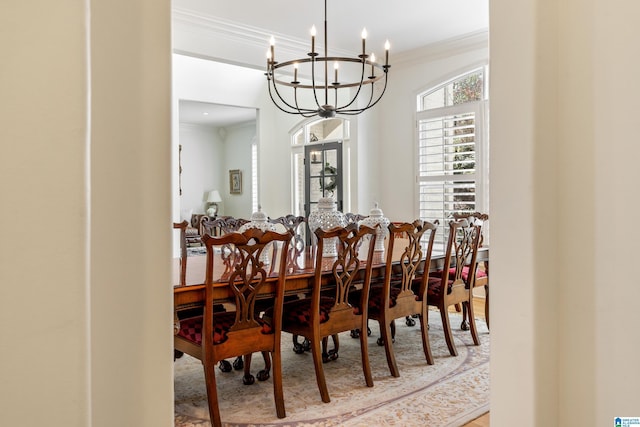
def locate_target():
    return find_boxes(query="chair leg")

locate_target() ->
[419,311,434,365]
[292,334,311,353]
[440,306,458,357]
[359,322,374,387]
[376,320,396,346]
[461,303,470,331]
[380,318,400,377]
[465,301,481,346]
[270,349,286,419]
[232,355,244,370]
[218,359,232,372]
[203,361,222,427]
[242,353,255,385]
[484,284,490,330]
[310,337,331,403]
[322,334,339,362]
[256,351,272,381]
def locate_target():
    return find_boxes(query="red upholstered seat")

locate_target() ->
[177,312,273,346]
[430,266,486,283]
[351,285,402,317]
[426,276,455,298]
[279,296,335,327]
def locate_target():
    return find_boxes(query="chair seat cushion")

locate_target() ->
[349,285,403,316]
[429,265,485,285]
[281,296,335,327]
[426,276,455,298]
[185,227,200,237]
[176,311,272,346]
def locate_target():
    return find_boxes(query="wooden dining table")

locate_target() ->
[173,241,489,318]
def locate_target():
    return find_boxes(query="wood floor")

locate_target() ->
[464,412,490,427]
[460,296,490,427]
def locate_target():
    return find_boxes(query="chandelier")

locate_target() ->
[265,0,390,118]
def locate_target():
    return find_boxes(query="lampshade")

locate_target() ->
[207,190,222,203]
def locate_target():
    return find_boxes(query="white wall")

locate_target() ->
[222,123,255,217]
[179,124,224,216]
[172,55,292,219]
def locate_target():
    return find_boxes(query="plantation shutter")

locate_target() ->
[417,102,484,247]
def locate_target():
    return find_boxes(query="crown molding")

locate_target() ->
[393,30,489,67]
[172,7,353,61]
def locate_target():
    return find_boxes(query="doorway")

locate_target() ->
[304,140,343,214]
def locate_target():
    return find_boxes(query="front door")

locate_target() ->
[304,141,343,215]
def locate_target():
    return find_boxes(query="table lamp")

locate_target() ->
[206,190,222,216]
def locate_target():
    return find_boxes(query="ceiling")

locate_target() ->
[179,100,256,128]
[175,0,489,127]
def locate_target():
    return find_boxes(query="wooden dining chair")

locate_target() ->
[174,228,292,426]
[426,218,483,356]
[352,220,439,377]
[452,212,489,330]
[172,220,190,360]
[278,223,377,403]
[173,220,189,286]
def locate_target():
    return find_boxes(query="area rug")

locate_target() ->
[174,311,489,427]
[187,247,207,257]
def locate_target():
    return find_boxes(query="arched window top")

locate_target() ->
[291,117,349,146]
[418,67,487,112]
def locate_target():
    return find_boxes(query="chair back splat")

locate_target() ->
[279,223,378,403]
[174,228,292,426]
[268,215,307,271]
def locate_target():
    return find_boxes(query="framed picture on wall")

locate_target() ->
[229,169,242,194]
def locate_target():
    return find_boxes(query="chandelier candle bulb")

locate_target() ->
[334,62,338,83]
[361,28,367,57]
[310,25,316,55]
[293,63,298,83]
[385,40,390,67]
[370,53,376,77]
[270,36,275,63]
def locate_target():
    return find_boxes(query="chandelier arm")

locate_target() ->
[333,56,368,111]
[269,63,319,114]
[270,72,319,115]
[337,72,389,114]
[309,54,324,112]
[268,77,317,116]
[293,87,320,118]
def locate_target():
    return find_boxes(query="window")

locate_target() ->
[251,141,258,212]
[417,67,488,246]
